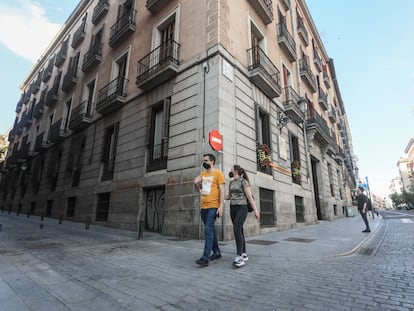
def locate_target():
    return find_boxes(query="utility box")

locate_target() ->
[346,206,355,217]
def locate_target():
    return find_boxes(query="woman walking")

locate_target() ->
[226,165,260,267]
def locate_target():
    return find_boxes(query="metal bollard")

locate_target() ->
[85,216,90,230]
[58,214,63,224]
[0,224,2,231]
[137,220,144,240]
[17,209,20,216]
[39,223,44,230]
[27,211,30,218]
[41,213,44,221]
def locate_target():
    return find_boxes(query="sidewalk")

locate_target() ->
[0,210,383,260]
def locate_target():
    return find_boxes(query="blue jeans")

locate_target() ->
[200,208,220,261]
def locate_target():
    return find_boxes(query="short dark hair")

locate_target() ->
[358,186,365,192]
[203,153,216,164]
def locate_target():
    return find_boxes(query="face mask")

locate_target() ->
[228,172,234,178]
[202,162,211,170]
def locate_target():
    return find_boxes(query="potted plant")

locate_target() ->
[291,160,301,184]
[257,144,272,172]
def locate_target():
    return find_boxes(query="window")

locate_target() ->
[63,99,72,131]
[47,113,54,142]
[290,133,301,185]
[85,79,96,116]
[255,105,271,147]
[96,192,110,222]
[337,169,343,200]
[260,188,275,227]
[328,163,334,197]
[67,197,76,217]
[101,123,119,181]
[147,98,170,172]
[295,196,305,223]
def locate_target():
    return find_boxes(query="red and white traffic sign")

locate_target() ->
[208,129,223,151]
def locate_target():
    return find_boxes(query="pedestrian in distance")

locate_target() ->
[194,154,225,267]
[226,165,260,267]
[356,186,371,233]
[367,198,374,219]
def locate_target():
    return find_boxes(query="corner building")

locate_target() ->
[0,0,357,239]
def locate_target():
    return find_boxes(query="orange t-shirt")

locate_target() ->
[199,169,225,209]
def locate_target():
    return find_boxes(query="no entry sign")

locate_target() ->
[209,130,223,151]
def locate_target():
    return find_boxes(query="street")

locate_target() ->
[0,210,413,311]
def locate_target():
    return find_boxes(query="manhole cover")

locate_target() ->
[247,240,278,245]
[284,237,315,243]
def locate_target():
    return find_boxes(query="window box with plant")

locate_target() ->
[257,143,272,174]
[291,160,301,184]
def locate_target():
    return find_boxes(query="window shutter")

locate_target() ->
[162,98,171,140]
[254,103,260,144]
[111,122,119,160]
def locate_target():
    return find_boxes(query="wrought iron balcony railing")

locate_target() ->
[82,43,103,72]
[92,0,109,24]
[247,45,281,98]
[136,39,180,90]
[277,20,296,61]
[147,141,168,172]
[109,9,136,48]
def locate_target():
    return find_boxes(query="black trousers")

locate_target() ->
[230,205,248,256]
[359,209,370,230]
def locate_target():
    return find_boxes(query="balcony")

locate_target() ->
[72,23,86,48]
[82,43,103,73]
[92,0,109,24]
[299,57,317,93]
[247,46,281,98]
[22,110,33,128]
[33,90,46,119]
[42,60,54,82]
[22,91,31,105]
[31,75,41,94]
[282,87,302,123]
[318,87,328,111]
[69,100,93,132]
[109,9,136,48]
[306,109,332,147]
[34,132,51,152]
[248,0,273,25]
[15,140,31,162]
[323,66,330,89]
[55,41,68,67]
[297,16,309,46]
[61,66,78,92]
[277,20,296,62]
[136,39,180,91]
[96,76,128,115]
[328,108,337,123]
[146,0,171,14]
[45,86,59,107]
[313,49,322,72]
[280,0,289,10]
[49,118,69,143]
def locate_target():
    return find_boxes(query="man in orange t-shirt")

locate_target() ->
[194,153,225,267]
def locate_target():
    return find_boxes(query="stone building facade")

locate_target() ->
[0,0,357,239]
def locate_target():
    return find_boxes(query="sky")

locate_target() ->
[0,0,413,198]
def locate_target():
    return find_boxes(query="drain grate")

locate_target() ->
[284,237,315,243]
[247,240,278,245]
[358,247,374,256]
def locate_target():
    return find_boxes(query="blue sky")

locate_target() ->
[306,0,414,197]
[0,1,413,197]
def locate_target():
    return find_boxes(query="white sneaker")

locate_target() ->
[233,256,245,267]
[241,253,248,261]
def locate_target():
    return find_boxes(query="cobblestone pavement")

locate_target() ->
[0,210,413,311]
